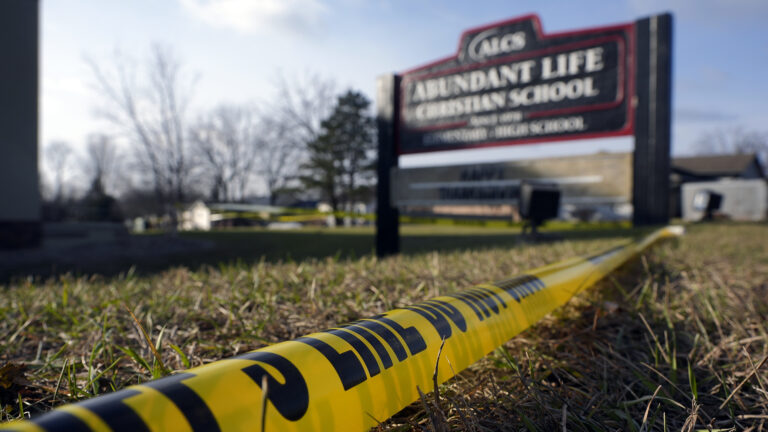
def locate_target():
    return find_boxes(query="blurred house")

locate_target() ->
[671,153,766,218]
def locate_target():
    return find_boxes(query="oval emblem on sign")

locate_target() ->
[467,29,526,61]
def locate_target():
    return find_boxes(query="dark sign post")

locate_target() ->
[633,14,672,226]
[376,13,672,256]
[376,75,401,257]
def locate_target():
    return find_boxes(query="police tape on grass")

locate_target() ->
[3,226,684,432]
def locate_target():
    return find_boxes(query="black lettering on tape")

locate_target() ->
[406,299,468,340]
[424,300,467,332]
[298,317,425,394]
[506,285,522,302]
[475,286,507,309]
[529,278,545,293]
[520,282,535,297]
[296,336,367,390]
[448,292,485,320]
[143,373,220,431]
[79,389,150,432]
[463,291,492,317]
[350,320,408,362]
[337,325,393,369]
[369,315,427,356]
[496,274,533,291]
[326,329,381,377]
[407,303,453,339]
[495,275,545,303]
[31,410,91,432]
[236,351,309,422]
[467,288,499,314]
[520,279,536,297]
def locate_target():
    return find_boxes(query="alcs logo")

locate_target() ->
[466,29,526,61]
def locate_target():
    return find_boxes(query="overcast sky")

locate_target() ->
[42,0,768,169]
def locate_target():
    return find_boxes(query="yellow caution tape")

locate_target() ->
[275,213,375,223]
[2,226,683,432]
[274,214,332,223]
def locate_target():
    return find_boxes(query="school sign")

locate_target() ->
[377,14,672,256]
[399,15,634,154]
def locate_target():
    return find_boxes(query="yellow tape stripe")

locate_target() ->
[1,226,682,432]
[274,214,332,223]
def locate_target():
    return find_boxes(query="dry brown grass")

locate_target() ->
[1,223,766,431]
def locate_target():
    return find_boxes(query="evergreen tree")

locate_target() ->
[300,90,376,212]
[81,177,123,222]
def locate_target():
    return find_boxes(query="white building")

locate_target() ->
[682,179,767,221]
[179,201,212,231]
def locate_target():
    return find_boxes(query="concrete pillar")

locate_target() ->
[0,0,41,249]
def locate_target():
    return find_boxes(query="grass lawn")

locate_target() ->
[177,222,635,264]
[1,222,766,430]
[0,222,635,280]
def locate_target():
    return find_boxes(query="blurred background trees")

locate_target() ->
[86,45,196,215]
[189,104,260,202]
[40,44,377,223]
[695,127,767,165]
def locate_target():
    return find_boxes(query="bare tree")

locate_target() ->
[256,72,337,204]
[43,140,73,203]
[87,45,197,218]
[272,71,337,144]
[695,127,768,165]
[189,105,260,202]
[258,113,303,205]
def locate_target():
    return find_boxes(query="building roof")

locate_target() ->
[672,153,763,178]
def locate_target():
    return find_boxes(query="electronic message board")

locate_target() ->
[392,153,632,207]
[399,15,634,154]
